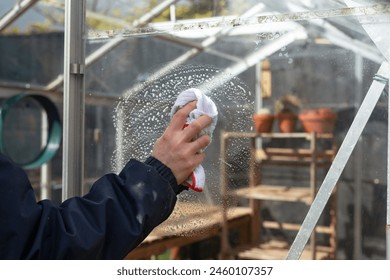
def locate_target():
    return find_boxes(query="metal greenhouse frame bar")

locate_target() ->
[62,0,86,199]
[0,0,39,32]
[47,0,181,91]
[287,61,390,260]
[0,0,389,259]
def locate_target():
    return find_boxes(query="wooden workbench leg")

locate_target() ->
[219,131,233,259]
[250,138,262,244]
[170,247,181,260]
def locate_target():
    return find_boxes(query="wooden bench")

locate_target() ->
[124,202,252,259]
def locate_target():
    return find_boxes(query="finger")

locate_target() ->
[188,134,211,154]
[168,101,197,132]
[183,115,212,141]
[192,152,206,167]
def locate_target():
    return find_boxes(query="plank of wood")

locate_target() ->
[223,132,334,139]
[262,220,333,234]
[256,148,335,162]
[151,203,251,237]
[237,240,333,260]
[124,203,252,259]
[232,185,312,204]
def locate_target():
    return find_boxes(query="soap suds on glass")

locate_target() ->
[113,64,254,236]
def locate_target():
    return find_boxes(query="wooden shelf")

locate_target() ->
[222,131,334,140]
[263,221,333,234]
[220,131,338,260]
[236,240,333,260]
[125,203,252,259]
[151,203,252,237]
[231,185,313,204]
[256,148,335,163]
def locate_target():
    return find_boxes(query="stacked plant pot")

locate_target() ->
[298,108,337,133]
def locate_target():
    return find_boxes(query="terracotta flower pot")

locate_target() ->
[253,113,274,133]
[276,112,297,133]
[298,108,337,133]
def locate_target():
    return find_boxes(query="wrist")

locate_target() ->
[144,156,188,195]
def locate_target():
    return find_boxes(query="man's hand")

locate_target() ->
[152,101,212,185]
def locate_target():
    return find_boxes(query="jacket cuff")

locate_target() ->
[144,156,187,195]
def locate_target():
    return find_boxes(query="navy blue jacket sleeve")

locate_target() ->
[0,154,179,259]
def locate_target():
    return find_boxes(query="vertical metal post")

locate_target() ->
[255,62,263,112]
[219,131,232,259]
[309,133,317,259]
[387,71,390,260]
[170,4,176,22]
[114,103,125,173]
[249,136,261,243]
[62,0,86,200]
[40,110,51,200]
[95,107,103,172]
[255,62,263,149]
[353,54,364,259]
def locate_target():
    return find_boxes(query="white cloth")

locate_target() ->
[170,88,218,192]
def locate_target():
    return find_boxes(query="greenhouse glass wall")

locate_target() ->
[0,0,389,260]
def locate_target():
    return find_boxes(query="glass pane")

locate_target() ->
[2,96,43,164]
[0,0,389,260]
[83,0,389,260]
[0,1,64,85]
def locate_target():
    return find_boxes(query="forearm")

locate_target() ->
[0,155,178,259]
[47,158,178,259]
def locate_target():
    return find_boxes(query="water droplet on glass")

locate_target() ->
[112,64,253,237]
